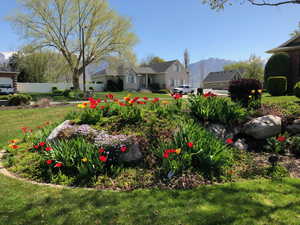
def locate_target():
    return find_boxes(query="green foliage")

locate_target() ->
[153,120,234,179]
[264,53,290,86]
[266,165,289,179]
[68,90,84,100]
[140,55,165,66]
[290,136,300,157]
[50,171,75,186]
[7,94,32,106]
[188,95,247,126]
[264,134,289,154]
[229,78,262,108]
[224,55,264,81]
[9,0,137,89]
[294,81,300,98]
[267,76,287,96]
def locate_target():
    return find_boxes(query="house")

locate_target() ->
[0,71,18,92]
[203,70,243,90]
[91,60,189,91]
[266,34,300,90]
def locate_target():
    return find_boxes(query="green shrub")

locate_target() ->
[68,90,84,99]
[294,82,300,98]
[267,76,287,96]
[51,89,64,96]
[188,95,247,126]
[7,94,32,106]
[290,136,300,157]
[228,79,262,108]
[62,88,71,97]
[153,120,234,179]
[264,53,290,87]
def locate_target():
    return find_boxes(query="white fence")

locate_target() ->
[17,82,104,93]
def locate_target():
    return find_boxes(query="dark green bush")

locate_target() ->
[8,94,32,106]
[188,95,247,126]
[264,53,290,87]
[62,89,71,97]
[290,136,300,157]
[229,79,262,108]
[267,76,287,96]
[294,81,300,98]
[68,90,84,100]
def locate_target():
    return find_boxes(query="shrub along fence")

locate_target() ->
[17,82,104,93]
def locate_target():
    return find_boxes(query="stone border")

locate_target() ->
[0,150,94,190]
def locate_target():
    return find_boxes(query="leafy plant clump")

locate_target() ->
[153,120,235,179]
[188,95,247,126]
[294,81,300,98]
[7,94,32,106]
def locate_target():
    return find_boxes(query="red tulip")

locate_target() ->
[54,162,63,168]
[33,145,39,149]
[277,136,286,142]
[187,142,193,148]
[99,155,107,162]
[226,138,234,144]
[45,147,53,151]
[46,160,53,165]
[163,152,169,158]
[98,147,105,154]
[39,142,46,147]
[120,146,127,152]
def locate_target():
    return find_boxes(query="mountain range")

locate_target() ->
[188,58,235,88]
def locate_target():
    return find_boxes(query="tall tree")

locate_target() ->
[224,55,264,81]
[290,22,300,37]
[202,0,300,9]
[140,55,165,66]
[9,0,137,89]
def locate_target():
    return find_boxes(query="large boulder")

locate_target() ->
[287,119,300,134]
[243,115,282,139]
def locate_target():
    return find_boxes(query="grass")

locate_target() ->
[262,93,300,104]
[1,104,300,224]
[0,106,73,148]
[1,174,300,225]
[27,91,172,102]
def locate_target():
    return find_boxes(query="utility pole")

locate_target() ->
[82,26,86,93]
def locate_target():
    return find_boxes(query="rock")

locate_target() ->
[119,143,142,162]
[94,132,142,162]
[243,115,282,139]
[233,139,248,150]
[47,120,74,141]
[206,123,234,140]
[287,119,300,134]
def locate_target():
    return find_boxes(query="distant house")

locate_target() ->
[266,34,300,90]
[91,60,189,91]
[0,71,18,92]
[203,70,243,90]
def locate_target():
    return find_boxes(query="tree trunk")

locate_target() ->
[72,69,80,90]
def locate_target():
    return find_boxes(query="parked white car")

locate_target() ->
[172,85,194,94]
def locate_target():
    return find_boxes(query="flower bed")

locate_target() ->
[3,93,300,189]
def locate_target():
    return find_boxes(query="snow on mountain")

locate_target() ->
[189,58,235,88]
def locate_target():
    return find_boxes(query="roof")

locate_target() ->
[203,70,241,83]
[132,60,179,74]
[266,34,300,53]
[91,68,123,79]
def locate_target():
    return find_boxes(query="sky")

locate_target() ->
[0,0,299,64]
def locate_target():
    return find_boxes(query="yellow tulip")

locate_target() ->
[176,148,181,154]
[258,89,262,93]
[251,90,255,94]
[249,95,252,98]
[81,158,88,163]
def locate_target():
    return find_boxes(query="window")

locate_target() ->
[127,74,136,84]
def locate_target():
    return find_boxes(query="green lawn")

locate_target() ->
[1,104,300,225]
[1,174,300,225]
[0,106,73,148]
[262,93,299,104]
[27,91,172,102]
